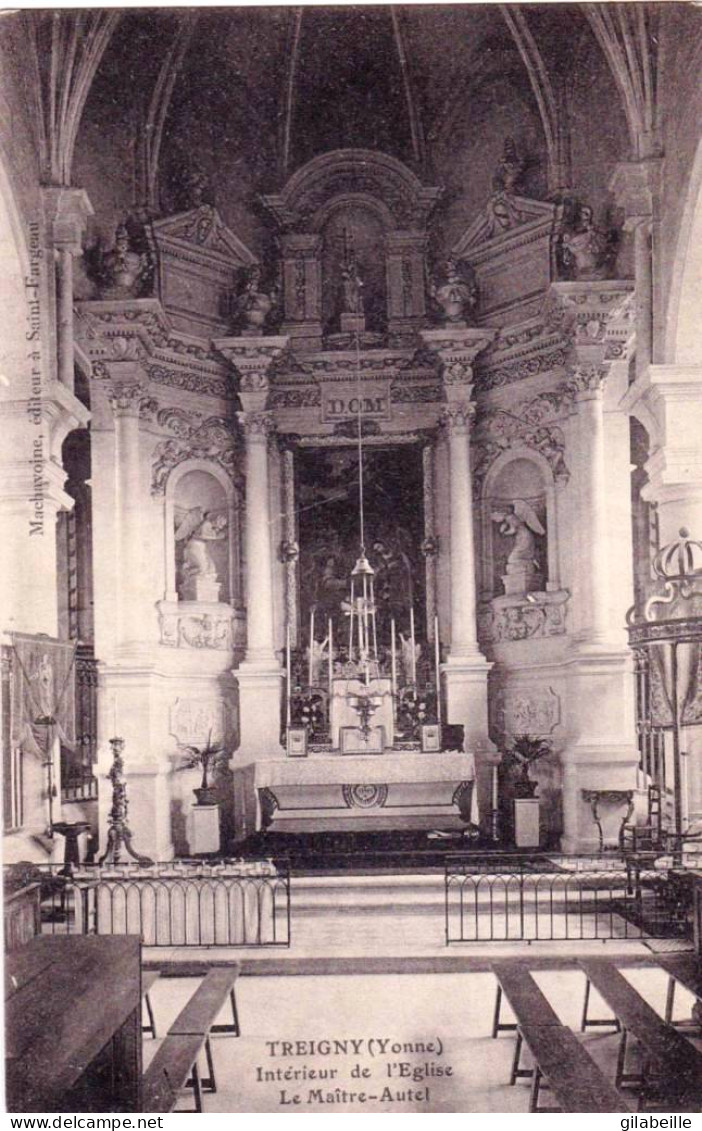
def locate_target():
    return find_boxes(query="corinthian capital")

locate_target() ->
[237,409,276,439]
[420,327,496,392]
[441,401,476,435]
[213,333,290,413]
[565,366,608,399]
[108,381,146,417]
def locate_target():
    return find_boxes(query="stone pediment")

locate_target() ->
[451,195,561,328]
[151,207,257,338]
[453,195,559,259]
[152,206,257,268]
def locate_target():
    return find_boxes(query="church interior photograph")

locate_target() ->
[2,1,702,1115]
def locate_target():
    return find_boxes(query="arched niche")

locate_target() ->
[480,448,560,600]
[320,198,389,334]
[163,460,241,606]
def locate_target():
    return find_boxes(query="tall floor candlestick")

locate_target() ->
[286,624,292,727]
[308,609,315,686]
[409,606,417,685]
[391,618,397,714]
[434,615,442,725]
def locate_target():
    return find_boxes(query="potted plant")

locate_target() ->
[502,734,552,798]
[178,734,229,806]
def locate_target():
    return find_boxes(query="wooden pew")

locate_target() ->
[579,957,702,1110]
[656,954,702,1027]
[491,959,627,1111]
[141,965,241,1113]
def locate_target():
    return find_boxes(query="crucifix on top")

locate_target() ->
[339,228,366,334]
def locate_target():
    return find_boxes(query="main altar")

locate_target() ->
[72,141,639,858]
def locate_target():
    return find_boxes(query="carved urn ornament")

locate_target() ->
[95,222,152,299]
[429,257,478,325]
[234,263,278,334]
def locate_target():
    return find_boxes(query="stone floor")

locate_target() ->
[142,963,699,1114]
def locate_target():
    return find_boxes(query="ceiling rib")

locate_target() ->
[390,6,427,172]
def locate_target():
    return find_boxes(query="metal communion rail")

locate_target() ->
[444,854,693,944]
[11,859,291,948]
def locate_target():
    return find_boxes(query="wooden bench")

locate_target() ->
[491,961,629,1112]
[656,954,702,1028]
[580,957,702,1110]
[141,965,241,1113]
[141,1034,207,1113]
[491,960,562,1084]
[142,970,160,1039]
[519,1024,630,1113]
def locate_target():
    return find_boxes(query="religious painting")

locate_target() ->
[296,444,426,654]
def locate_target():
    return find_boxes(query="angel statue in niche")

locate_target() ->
[175,507,228,603]
[491,499,546,597]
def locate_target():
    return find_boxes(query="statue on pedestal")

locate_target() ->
[485,138,526,237]
[175,507,228,603]
[491,499,545,596]
[560,203,619,280]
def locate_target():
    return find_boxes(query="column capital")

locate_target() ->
[441,401,476,435]
[609,158,662,227]
[420,328,495,407]
[566,365,609,401]
[237,409,276,440]
[108,380,147,419]
[212,334,289,412]
[547,282,636,373]
[42,186,94,254]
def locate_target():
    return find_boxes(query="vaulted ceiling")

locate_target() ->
[17,5,661,255]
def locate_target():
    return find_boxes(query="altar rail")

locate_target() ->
[11,860,291,949]
[444,855,693,944]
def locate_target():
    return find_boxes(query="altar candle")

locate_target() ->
[328,617,333,697]
[349,582,354,661]
[286,624,292,727]
[492,765,498,813]
[409,605,417,684]
[391,618,397,706]
[308,609,315,686]
[434,615,442,725]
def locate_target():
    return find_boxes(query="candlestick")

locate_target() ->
[286,624,292,727]
[409,606,416,685]
[391,618,397,714]
[308,608,315,686]
[492,765,498,813]
[328,617,333,697]
[434,615,442,725]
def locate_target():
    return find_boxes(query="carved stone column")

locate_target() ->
[420,328,496,831]
[547,283,641,851]
[106,371,149,660]
[213,335,289,763]
[610,159,661,376]
[239,409,278,664]
[43,188,94,392]
[626,365,702,545]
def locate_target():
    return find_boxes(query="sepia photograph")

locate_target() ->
[1,0,701,1117]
